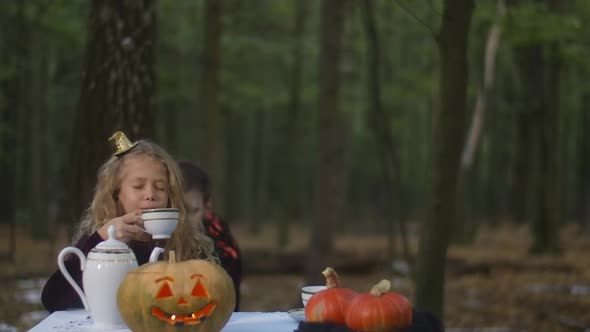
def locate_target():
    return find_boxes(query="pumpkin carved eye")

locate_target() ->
[156,282,174,299]
[155,277,175,299]
[191,279,209,297]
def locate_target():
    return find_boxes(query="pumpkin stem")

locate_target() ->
[322,267,340,288]
[370,279,391,296]
[168,250,176,263]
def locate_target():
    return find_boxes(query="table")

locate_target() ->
[28,310,301,332]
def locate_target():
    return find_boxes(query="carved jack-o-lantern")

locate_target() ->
[117,251,235,332]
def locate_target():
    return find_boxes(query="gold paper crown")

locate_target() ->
[109,131,139,156]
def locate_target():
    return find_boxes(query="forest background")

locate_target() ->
[1,0,590,331]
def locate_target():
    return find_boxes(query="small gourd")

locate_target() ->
[304,267,358,325]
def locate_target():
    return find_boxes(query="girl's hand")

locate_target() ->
[98,210,151,243]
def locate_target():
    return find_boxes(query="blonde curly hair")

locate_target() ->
[73,139,215,262]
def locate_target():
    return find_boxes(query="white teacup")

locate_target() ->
[301,285,327,308]
[141,208,179,239]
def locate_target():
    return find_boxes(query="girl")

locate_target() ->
[41,132,216,312]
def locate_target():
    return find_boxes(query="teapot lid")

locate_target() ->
[94,225,131,251]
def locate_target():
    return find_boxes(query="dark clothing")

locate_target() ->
[203,211,242,311]
[42,215,242,313]
[41,232,156,313]
[295,310,443,332]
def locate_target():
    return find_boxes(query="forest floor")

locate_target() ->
[1,221,590,331]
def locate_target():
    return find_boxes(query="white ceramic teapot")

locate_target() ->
[58,225,166,329]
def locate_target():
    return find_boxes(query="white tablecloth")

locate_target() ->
[28,310,300,332]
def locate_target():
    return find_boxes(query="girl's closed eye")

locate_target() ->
[131,183,145,189]
[154,181,168,191]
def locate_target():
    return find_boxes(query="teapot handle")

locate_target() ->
[57,247,90,311]
[149,247,166,263]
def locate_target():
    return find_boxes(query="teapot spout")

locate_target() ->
[149,247,166,263]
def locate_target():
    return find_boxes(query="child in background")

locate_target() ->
[178,160,242,311]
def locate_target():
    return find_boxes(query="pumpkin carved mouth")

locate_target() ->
[151,302,217,326]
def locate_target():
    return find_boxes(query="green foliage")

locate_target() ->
[1,0,589,233]
[505,2,581,47]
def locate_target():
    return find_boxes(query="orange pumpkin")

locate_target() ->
[345,280,412,332]
[117,251,235,332]
[304,267,358,325]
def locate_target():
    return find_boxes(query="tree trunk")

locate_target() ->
[529,0,564,254]
[0,0,29,261]
[242,112,257,224]
[14,0,31,233]
[511,0,564,254]
[305,0,347,285]
[456,0,505,242]
[511,92,534,223]
[198,0,226,214]
[461,0,505,170]
[575,94,590,230]
[414,0,474,317]
[63,0,157,227]
[276,0,307,248]
[29,32,50,239]
[361,0,409,266]
[251,107,271,235]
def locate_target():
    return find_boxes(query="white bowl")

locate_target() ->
[301,285,327,307]
[142,208,179,239]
